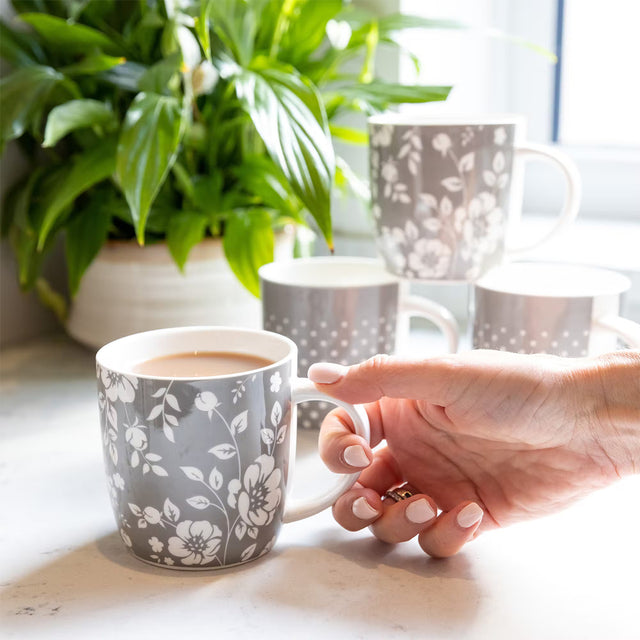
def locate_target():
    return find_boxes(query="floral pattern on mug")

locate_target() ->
[97,362,292,569]
[370,123,515,281]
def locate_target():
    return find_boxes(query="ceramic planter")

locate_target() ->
[67,231,294,349]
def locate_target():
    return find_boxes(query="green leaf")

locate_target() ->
[35,278,67,324]
[277,0,343,65]
[60,53,127,76]
[99,61,147,92]
[65,200,112,297]
[18,12,123,56]
[115,92,184,244]
[0,19,42,66]
[234,64,335,248]
[223,208,274,297]
[38,138,117,250]
[0,65,64,147]
[167,211,209,271]
[330,125,368,145]
[208,0,263,66]
[232,155,301,220]
[336,81,451,105]
[43,99,117,147]
[137,53,181,94]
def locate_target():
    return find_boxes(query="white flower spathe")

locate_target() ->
[167,520,222,565]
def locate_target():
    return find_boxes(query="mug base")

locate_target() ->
[124,547,270,572]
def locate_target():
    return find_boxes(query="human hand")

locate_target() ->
[309,349,640,557]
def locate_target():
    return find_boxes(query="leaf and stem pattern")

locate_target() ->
[97,362,291,568]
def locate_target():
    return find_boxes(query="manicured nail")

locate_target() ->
[352,496,380,520]
[307,362,347,384]
[405,499,436,524]
[343,444,369,468]
[456,503,483,528]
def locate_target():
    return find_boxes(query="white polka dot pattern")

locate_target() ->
[262,282,399,428]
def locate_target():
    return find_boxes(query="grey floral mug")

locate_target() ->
[369,114,582,281]
[96,326,370,570]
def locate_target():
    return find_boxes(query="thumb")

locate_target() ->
[307,354,465,406]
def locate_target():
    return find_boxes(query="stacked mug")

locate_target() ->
[260,113,640,427]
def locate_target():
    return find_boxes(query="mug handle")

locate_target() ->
[506,143,582,258]
[399,294,459,353]
[593,315,640,348]
[282,379,371,523]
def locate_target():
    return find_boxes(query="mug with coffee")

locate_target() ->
[369,114,582,281]
[472,262,640,355]
[259,257,459,428]
[96,326,370,570]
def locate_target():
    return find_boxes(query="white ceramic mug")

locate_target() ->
[472,263,640,356]
[369,114,582,281]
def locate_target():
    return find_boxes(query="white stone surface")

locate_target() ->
[1,335,639,640]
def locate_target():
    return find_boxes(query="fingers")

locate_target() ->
[333,488,484,557]
[418,502,484,558]
[308,354,468,406]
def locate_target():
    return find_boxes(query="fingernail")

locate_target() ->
[456,502,483,528]
[343,444,369,468]
[352,496,380,520]
[405,499,436,524]
[307,362,346,384]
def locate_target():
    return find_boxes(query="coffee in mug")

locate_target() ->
[131,352,274,377]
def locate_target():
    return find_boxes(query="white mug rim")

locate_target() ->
[95,326,297,381]
[474,262,631,298]
[259,257,399,289]
[368,113,526,127]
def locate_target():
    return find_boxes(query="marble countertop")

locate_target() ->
[1,335,639,640]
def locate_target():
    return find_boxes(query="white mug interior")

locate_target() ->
[475,263,630,298]
[259,257,398,289]
[95,326,296,379]
[473,263,633,355]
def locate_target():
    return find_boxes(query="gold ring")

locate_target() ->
[383,483,419,503]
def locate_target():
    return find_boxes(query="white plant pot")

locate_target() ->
[67,230,294,349]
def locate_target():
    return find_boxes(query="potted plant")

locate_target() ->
[0,0,452,347]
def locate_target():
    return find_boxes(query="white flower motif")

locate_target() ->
[195,391,219,413]
[371,124,394,147]
[112,473,125,490]
[380,159,398,184]
[101,368,138,403]
[164,557,175,566]
[432,133,452,157]
[125,426,148,451]
[149,536,164,553]
[269,371,282,393]
[227,454,282,527]
[377,227,407,273]
[407,238,452,279]
[494,126,507,145]
[167,520,223,565]
[460,191,504,263]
